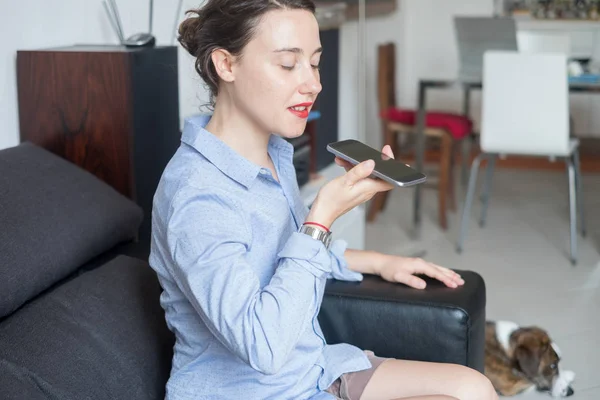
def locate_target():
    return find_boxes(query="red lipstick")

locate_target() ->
[288,102,312,119]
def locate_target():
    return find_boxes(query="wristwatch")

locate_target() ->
[299,224,332,249]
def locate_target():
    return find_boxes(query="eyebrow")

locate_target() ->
[274,47,323,55]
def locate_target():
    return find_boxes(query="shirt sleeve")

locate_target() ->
[164,185,333,375]
[328,239,364,282]
[297,202,363,283]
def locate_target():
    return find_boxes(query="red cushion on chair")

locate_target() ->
[380,107,472,140]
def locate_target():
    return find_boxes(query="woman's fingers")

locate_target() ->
[393,272,427,289]
[382,145,395,159]
[411,259,463,288]
[372,179,394,192]
[428,268,458,288]
[334,157,354,171]
[354,175,394,194]
[338,155,395,197]
[429,263,464,284]
[343,160,375,186]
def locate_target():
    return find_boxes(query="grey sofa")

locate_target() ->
[0,142,486,400]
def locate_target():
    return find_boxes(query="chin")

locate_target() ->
[271,113,310,139]
[277,124,307,139]
[285,129,305,139]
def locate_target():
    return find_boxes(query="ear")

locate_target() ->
[514,345,541,379]
[211,49,236,83]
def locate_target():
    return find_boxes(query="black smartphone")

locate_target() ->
[326,139,427,187]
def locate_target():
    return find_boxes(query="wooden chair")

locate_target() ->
[367,42,473,230]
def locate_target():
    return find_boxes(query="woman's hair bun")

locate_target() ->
[178,9,202,57]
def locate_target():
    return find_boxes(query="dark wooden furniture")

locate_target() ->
[368,43,472,230]
[313,28,341,172]
[17,45,181,242]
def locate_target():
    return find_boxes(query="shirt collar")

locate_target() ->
[181,115,294,189]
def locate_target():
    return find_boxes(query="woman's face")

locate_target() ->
[229,9,322,138]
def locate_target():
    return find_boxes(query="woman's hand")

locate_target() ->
[333,144,395,172]
[306,145,395,228]
[375,254,465,289]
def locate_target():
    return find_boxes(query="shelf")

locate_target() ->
[517,19,600,29]
[315,0,397,20]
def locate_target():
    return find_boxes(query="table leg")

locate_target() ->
[413,81,427,236]
[461,85,472,185]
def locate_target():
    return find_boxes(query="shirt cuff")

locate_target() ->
[329,239,363,282]
[277,232,333,279]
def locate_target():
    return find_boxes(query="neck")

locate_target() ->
[205,98,272,168]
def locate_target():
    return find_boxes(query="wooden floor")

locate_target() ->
[401,137,600,173]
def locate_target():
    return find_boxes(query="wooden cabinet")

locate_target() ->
[17,45,181,241]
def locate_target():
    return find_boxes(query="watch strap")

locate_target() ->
[298,224,332,249]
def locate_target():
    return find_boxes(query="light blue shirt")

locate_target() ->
[149,115,371,400]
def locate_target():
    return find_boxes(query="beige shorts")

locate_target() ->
[324,350,390,400]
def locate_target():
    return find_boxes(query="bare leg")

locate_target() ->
[360,359,498,400]
[391,396,457,400]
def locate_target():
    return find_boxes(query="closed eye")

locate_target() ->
[282,64,320,71]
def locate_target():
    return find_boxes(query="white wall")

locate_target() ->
[0,0,365,151]
[337,0,494,152]
[2,0,360,151]
[337,11,408,149]
[1,0,495,151]
[0,0,206,150]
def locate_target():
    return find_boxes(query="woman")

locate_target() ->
[149,1,497,399]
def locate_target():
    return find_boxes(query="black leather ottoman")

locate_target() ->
[318,269,486,373]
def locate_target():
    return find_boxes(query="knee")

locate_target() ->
[453,366,497,400]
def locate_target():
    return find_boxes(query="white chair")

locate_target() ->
[456,51,585,265]
[517,31,578,146]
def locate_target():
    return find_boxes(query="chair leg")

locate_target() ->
[382,125,400,209]
[479,155,497,228]
[448,140,457,212]
[566,155,578,265]
[573,150,586,238]
[456,153,485,253]
[438,133,452,230]
[367,124,397,222]
[367,194,387,222]
[460,134,476,186]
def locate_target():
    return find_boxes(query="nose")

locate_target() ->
[299,79,322,96]
[566,386,574,397]
[298,69,322,96]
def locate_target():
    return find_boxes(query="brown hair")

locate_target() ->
[178,0,316,108]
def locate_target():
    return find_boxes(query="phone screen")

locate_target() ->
[328,140,426,186]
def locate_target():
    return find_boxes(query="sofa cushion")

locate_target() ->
[0,142,143,318]
[0,255,174,400]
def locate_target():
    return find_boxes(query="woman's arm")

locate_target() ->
[165,186,335,375]
[344,249,464,289]
[344,249,383,276]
